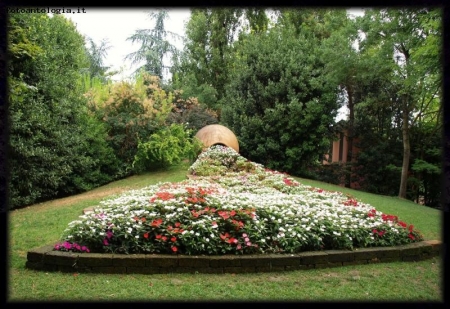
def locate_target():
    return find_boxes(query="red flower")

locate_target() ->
[367,209,376,217]
[151,218,163,227]
[171,236,177,242]
[408,233,415,240]
[398,221,407,228]
[191,210,199,218]
[175,222,181,227]
[155,234,162,239]
[230,210,236,217]
[162,236,167,242]
[218,211,230,219]
[171,246,178,252]
[143,232,149,239]
[408,224,414,232]
[228,237,238,244]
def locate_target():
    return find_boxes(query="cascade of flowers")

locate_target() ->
[54,145,424,255]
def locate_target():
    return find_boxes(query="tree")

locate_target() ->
[357,8,442,199]
[126,9,181,81]
[7,13,110,208]
[171,8,244,112]
[221,25,339,174]
[318,10,361,187]
[84,36,113,82]
[89,72,174,176]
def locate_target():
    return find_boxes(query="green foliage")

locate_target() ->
[7,13,113,208]
[411,159,440,175]
[172,8,244,111]
[357,8,442,199]
[84,37,114,82]
[221,25,338,175]
[308,162,347,186]
[188,145,257,176]
[92,72,173,176]
[166,91,218,132]
[352,136,403,197]
[126,9,181,80]
[67,112,121,192]
[132,123,203,173]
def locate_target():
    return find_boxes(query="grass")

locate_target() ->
[7,162,444,302]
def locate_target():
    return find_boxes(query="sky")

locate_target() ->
[66,8,365,82]
[66,8,191,81]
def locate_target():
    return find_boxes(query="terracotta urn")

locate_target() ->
[194,124,239,153]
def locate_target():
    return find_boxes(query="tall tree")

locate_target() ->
[357,8,442,199]
[7,13,107,208]
[171,8,244,113]
[319,10,361,187]
[221,24,339,174]
[84,36,112,82]
[126,9,181,81]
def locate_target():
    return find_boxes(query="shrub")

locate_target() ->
[132,123,203,173]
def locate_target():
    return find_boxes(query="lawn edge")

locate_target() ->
[25,240,442,274]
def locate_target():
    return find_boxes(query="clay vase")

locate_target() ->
[194,124,239,153]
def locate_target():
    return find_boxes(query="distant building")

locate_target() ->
[322,126,361,189]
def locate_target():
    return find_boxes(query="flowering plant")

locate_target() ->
[55,145,423,255]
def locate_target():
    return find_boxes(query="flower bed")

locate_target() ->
[54,145,424,255]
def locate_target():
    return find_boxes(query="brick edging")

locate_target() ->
[25,240,442,274]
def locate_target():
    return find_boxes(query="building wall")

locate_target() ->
[324,129,361,189]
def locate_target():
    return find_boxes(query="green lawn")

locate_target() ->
[7,163,443,302]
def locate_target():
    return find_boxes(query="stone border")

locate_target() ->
[26,240,441,274]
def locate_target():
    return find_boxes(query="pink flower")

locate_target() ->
[63,241,72,250]
[106,230,113,239]
[245,237,250,242]
[246,242,252,246]
[103,238,109,246]
[242,233,248,238]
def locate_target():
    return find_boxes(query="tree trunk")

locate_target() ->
[345,85,354,188]
[398,100,410,199]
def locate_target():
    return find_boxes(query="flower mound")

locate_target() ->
[55,145,423,255]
